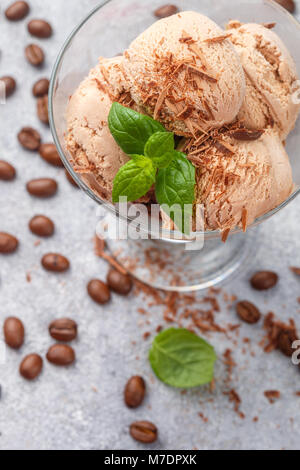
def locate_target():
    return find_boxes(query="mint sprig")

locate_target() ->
[108,103,196,233]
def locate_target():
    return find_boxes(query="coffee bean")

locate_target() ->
[0,161,16,181]
[65,169,79,188]
[130,421,158,444]
[107,269,133,296]
[87,279,111,305]
[236,301,261,324]
[0,76,16,98]
[250,271,278,291]
[41,253,70,273]
[154,4,178,18]
[37,96,49,124]
[274,0,295,13]
[28,19,52,38]
[124,376,146,408]
[20,354,43,380]
[5,1,29,21]
[25,44,44,66]
[0,232,18,254]
[49,318,77,342]
[26,178,57,198]
[46,344,75,366]
[3,317,24,349]
[39,143,62,167]
[18,127,41,150]
[278,328,298,357]
[29,215,55,237]
[32,78,49,97]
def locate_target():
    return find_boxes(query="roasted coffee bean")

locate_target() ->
[0,232,18,254]
[274,0,295,13]
[37,96,49,124]
[124,376,146,408]
[154,4,178,18]
[29,215,55,237]
[39,143,62,167]
[0,76,16,98]
[0,161,16,181]
[107,269,133,296]
[250,271,278,291]
[130,421,158,444]
[65,169,79,187]
[18,127,41,150]
[32,78,49,97]
[25,44,44,66]
[5,1,29,21]
[20,354,43,380]
[26,178,57,198]
[28,19,52,38]
[236,301,261,324]
[278,328,298,357]
[3,317,24,349]
[46,344,75,366]
[87,279,111,305]
[49,318,77,342]
[41,253,70,272]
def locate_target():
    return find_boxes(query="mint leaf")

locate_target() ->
[108,103,165,155]
[112,156,156,203]
[149,328,216,388]
[155,152,195,232]
[144,132,175,168]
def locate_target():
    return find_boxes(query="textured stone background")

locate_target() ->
[1,0,300,451]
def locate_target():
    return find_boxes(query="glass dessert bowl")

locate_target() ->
[49,0,300,292]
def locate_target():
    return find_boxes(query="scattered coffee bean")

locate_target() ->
[3,317,24,349]
[5,1,29,21]
[107,269,133,296]
[29,215,55,237]
[37,96,49,124]
[46,344,75,366]
[0,232,18,254]
[0,76,16,98]
[290,266,300,276]
[0,161,16,181]
[18,127,41,150]
[65,169,79,187]
[154,4,178,18]
[124,376,146,408]
[25,44,44,66]
[236,301,261,324]
[26,178,57,198]
[20,354,43,380]
[250,271,278,291]
[130,421,158,444]
[49,318,77,342]
[32,78,49,97]
[87,279,111,305]
[278,328,298,357]
[274,0,295,13]
[41,253,70,273]
[39,143,62,167]
[28,19,52,38]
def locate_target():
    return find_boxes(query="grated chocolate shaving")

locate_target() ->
[204,33,232,44]
[231,128,264,141]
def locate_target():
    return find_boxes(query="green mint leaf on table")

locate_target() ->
[149,328,216,388]
[155,152,195,233]
[112,156,156,203]
[108,102,164,155]
[144,132,175,168]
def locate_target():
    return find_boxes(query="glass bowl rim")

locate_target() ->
[48,0,300,241]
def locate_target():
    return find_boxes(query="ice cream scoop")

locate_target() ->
[123,11,245,137]
[66,57,131,200]
[189,128,293,231]
[227,22,300,140]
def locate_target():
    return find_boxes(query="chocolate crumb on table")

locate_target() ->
[264,390,281,404]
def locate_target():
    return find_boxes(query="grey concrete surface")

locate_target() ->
[0,0,300,450]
